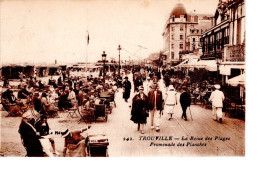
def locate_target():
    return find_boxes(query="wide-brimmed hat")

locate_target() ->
[214,84,221,89]
[138,86,144,90]
[22,111,33,119]
[124,76,128,79]
[169,85,175,91]
[147,77,150,80]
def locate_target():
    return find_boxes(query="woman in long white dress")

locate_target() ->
[164,85,178,120]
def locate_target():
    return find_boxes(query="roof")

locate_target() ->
[170,3,187,18]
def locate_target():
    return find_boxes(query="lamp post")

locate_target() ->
[102,51,107,77]
[215,57,221,84]
[118,45,121,76]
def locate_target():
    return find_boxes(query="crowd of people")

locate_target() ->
[1,65,227,156]
[1,68,121,156]
[130,66,226,134]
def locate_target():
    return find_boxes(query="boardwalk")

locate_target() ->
[104,74,245,157]
[0,73,245,157]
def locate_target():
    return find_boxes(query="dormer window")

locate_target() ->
[172,16,175,22]
[180,15,184,21]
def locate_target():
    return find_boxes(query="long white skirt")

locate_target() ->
[165,104,176,114]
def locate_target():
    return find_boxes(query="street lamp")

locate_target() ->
[102,51,107,77]
[118,45,121,76]
[215,57,221,83]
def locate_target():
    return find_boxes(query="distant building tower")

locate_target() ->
[162,3,213,66]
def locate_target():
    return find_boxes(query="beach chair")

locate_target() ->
[67,103,81,118]
[109,93,116,108]
[1,99,23,116]
[86,134,109,157]
[78,108,95,123]
[94,104,107,122]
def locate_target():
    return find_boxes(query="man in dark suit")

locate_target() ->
[18,112,44,157]
[147,83,164,131]
[180,86,191,121]
[122,76,131,102]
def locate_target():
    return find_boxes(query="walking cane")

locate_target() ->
[189,106,193,120]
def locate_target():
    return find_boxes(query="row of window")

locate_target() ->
[202,28,230,53]
[171,43,184,50]
[171,34,184,40]
[172,15,185,22]
[171,25,184,31]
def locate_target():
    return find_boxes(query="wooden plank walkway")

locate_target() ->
[0,73,245,157]
[103,75,245,157]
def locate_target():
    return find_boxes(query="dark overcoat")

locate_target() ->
[122,80,131,100]
[147,90,164,111]
[130,93,148,124]
[18,120,44,157]
[180,91,191,107]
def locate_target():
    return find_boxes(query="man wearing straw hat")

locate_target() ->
[209,84,225,123]
[18,111,44,157]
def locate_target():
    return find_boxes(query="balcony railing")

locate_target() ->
[200,50,223,59]
[224,44,245,62]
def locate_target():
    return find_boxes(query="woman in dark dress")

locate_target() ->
[130,86,148,134]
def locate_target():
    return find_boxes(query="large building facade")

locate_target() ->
[200,0,245,81]
[162,3,212,66]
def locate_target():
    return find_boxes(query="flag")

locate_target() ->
[87,31,89,45]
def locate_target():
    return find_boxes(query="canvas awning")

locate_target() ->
[195,60,217,71]
[184,59,199,67]
[175,59,189,67]
[227,73,245,87]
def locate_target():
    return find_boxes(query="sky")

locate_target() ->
[0,0,219,65]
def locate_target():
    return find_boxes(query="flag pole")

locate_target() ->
[86,30,89,71]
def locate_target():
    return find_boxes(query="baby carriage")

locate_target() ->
[86,134,109,157]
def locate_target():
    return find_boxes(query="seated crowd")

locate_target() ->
[1,72,118,119]
[2,72,118,157]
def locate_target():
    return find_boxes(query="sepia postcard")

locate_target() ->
[0,0,245,158]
